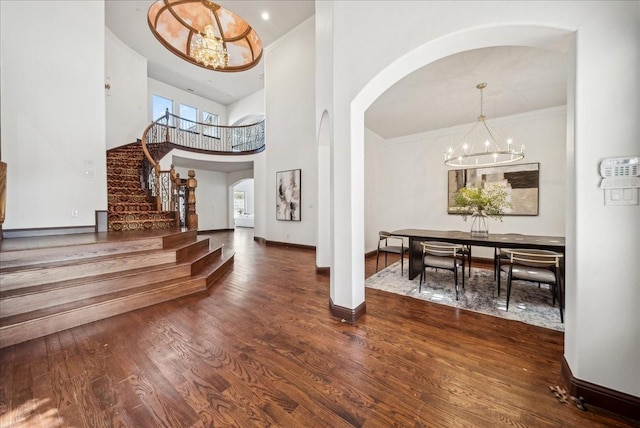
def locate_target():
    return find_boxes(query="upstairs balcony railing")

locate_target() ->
[140,110,264,214]
[142,110,265,161]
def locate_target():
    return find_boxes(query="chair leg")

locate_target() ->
[462,258,471,290]
[453,263,459,300]
[497,266,501,296]
[400,252,404,276]
[506,268,513,311]
[375,251,380,272]
[555,269,564,323]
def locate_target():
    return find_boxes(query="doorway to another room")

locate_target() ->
[233,178,254,229]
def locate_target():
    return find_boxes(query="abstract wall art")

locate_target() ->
[448,163,540,216]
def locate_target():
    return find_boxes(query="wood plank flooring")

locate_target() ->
[0,228,636,427]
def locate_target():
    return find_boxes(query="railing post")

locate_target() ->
[187,169,198,230]
[164,108,170,143]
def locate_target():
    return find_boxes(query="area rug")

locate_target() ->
[366,261,564,331]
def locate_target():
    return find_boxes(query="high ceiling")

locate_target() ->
[105,0,316,105]
[106,1,568,142]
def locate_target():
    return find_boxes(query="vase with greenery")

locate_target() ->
[453,186,512,236]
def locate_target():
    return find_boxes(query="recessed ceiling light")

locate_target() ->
[261,11,269,20]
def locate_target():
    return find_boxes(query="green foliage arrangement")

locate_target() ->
[453,186,512,221]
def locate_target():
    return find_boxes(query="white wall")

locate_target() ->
[0,0,107,230]
[363,128,384,253]
[315,1,334,272]
[148,78,227,125]
[227,89,265,125]
[265,18,317,245]
[324,0,639,397]
[105,29,148,149]
[365,107,567,259]
[172,167,229,231]
[159,150,260,232]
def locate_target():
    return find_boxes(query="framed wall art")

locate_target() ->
[276,169,301,221]
[448,162,540,216]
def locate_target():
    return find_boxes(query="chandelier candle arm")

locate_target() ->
[444,83,525,168]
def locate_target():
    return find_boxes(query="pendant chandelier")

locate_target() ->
[444,83,525,168]
[192,22,228,69]
[148,0,262,72]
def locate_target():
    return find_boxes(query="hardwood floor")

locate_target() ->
[0,228,635,427]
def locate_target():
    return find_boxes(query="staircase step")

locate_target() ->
[0,276,208,348]
[108,194,151,204]
[0,229,234,348]
[109,220,177,232]
[0,234,164,268]
[108,212,176,221]
[0,250,177,290]
[0,262,193,317]
[106,166,140,175]
[108,184,148,193]
[0,238,218,317]
[109,203,155,212]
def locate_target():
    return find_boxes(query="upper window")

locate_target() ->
[179,104,198,132]
[203,111,220,138]
[152,95,173,123]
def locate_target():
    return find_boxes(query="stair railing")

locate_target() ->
[141,110,265,218]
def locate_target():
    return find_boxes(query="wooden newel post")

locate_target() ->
[187,169,198,230]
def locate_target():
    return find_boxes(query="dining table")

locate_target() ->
[390,229,566,280]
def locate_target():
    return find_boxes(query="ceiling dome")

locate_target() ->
[148,0,263,72]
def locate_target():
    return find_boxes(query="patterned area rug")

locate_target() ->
[366,261,564,331]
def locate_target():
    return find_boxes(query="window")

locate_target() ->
[234,191,246,218]
[203,111,220,138]
[179,104,198,132]
[152,95,173,123]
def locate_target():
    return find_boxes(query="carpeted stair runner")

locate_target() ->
[107,143,176,231]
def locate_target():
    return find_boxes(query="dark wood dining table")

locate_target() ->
[390,229,566,280]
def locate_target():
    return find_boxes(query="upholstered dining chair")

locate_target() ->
[419,241,466,300]
[447,231,472,277]
[493,233,525,283]
[376,231,409,276]
[498,248,564,323]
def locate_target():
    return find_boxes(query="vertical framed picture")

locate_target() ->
[276,169,301,221]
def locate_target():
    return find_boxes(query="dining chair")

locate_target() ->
[419,241,466,300]
[446,231,472,277]
[493,233,525,283]
[376,231,409,276]
[498,248,564,322]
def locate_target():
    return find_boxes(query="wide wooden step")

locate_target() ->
[0,238,218,317]
[1,249,178,290]
[0,229,234,348]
